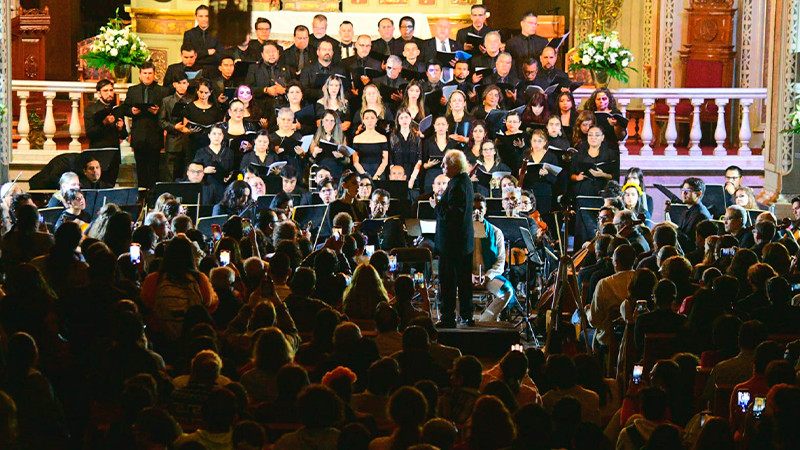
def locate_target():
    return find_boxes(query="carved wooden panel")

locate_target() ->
[678,0,736,87]
[11,7,50,81]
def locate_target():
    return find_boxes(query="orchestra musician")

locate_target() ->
[473,193,517,322]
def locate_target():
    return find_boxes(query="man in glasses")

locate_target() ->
[392,16,425,57]
[675,177,712,253]
[724,205,754,249]
[724,165,744,205]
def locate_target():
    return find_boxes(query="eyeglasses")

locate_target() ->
[681,188,698,194]
[359,182,372,187]
[587,133,603,137]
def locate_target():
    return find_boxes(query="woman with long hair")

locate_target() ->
[521,92,550,132]
[445,90,474,149]
[213,181,253,218]
[476,141,511,174]
[240,327,295,403]
[31,221,89,297]
[734,186,759,210]
[555,91,578,143]
[409,116,452,193]
[353,84,394,135]
[624,167,653,214]
[467,120,490,164]
[239,130,272,173]
[572,110,596,149]
[471,84,502,123]
[585,88,627,180]
[400,81,426,122]
[141,235,218,341]
[621,183,652,222]
[182,78,223,158]
[342,263,390,319]
[309,110,349,180]
[54,189,90,231]
[519,130,559,214]
[85,202,122,240]
[352,109,390,180]
[390,108,422,188]
[235,84,268,128]
[193,125,235,188]
[220,99,261,170]
[315,76,351,132]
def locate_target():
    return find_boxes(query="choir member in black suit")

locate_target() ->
[505,11,549,77]
[163,44,203,96]
[433,150,475,328]
[392,16,426,57]
[246,41,294,112]
[212,55,238,104]
[343,34,383,101]
[470,31,503,75]
[422,18,463,68]
[372,18,397,59]
[83,79,127,150]
[123,62,165,188]
[281,25,316,76]
[182,5,223,72]
[309,14,341,61]
[158,73,192,182]
[243,18,275,62]
[456,4,496,54]
[299,41,348,104]
[675,177,713,253]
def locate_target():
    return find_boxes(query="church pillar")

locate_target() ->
[761,0,799,202]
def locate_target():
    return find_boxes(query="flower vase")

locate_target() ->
[592,70,610,88]
[113,64,131,84]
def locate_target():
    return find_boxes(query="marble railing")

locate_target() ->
[11,80,129,152]
[572,87,768,157]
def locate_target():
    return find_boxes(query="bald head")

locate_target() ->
[435,18,451,40]
[540,47,557,70]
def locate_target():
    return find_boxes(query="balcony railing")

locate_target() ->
[9,80,767,163]
[11,80,129,153]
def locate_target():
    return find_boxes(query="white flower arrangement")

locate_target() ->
[81,9,150,70]
[569,31,636,83]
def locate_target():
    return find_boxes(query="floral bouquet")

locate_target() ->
[81,10,150,71]
[569,31,635,85]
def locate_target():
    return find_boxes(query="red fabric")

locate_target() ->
[685,60,724,88]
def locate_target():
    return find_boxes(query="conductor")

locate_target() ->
[432,150,475,328]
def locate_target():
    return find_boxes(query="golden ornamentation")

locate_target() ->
[379,0,409,4]
[149,48,168,84]
[128,9,196,35]
[575,0,625,34]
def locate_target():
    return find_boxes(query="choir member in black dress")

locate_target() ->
[570,126,614,197]
[213,180,254,218]
[554,92,578,145]
[470,140,511,197]
[352,109,390,179]
[445,90,474,150]
[546,115,573,198]
[389,108,421,188]
[182,79,223,160]
[466,120,489,164]
[470,84,502,124]
[284,82,316,136]
[268,107,307,176]
[546,116,571,151]
[220,99,261,171]
[586,88,627,181]
[410,116,453,193]
[237,85,271,130]
[572,110,597,150]
[400,81,427,123]
[352,84,394,136]
[518,130,559,215]
[520,92,549,134]
[494,111,530,175]
[314,75,352,133]
[239,131,274,174]
[308,110,349,180]
[194,125,235,188]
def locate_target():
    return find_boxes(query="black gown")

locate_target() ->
[183,102,223,156]
[353,141,389,178]
[519,150,560,214]
[390,132,421,184]
[193,145,235,188]
[494,131,530,176]
[419,137,452,193]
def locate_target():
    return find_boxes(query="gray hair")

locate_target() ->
[277,107,295,120]
[210,266,236,290]
[444,150,468,174]
[484,30,501,43]
[59,172,79,189]
[386,55,402,68]
[497,52,513,63]
[727,204,746,223]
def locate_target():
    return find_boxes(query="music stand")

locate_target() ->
[152,182,203,207]
[197,215,229,238]
[667,203,689,226]
[518,226,543,345]
[703,184,727,218]
[264,175,283,194]
[575,195,604,209]
[39,207,64,227]
[82,187,140,218]
[291,204,330,247]
[486,198,504,216]
[119,204,142,222]
[746,209,762,226]
[416,201,435,220]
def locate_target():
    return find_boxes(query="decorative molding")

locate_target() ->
[778,0,799,175]
[2,0,11,169]
[129,9,195,35]
[642,0,654,86]
[150,48,168,84]
[739,0,754,88]
[662,0,676,88]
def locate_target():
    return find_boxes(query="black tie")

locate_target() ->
[298,49,306,71]
[143,85,149,103]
